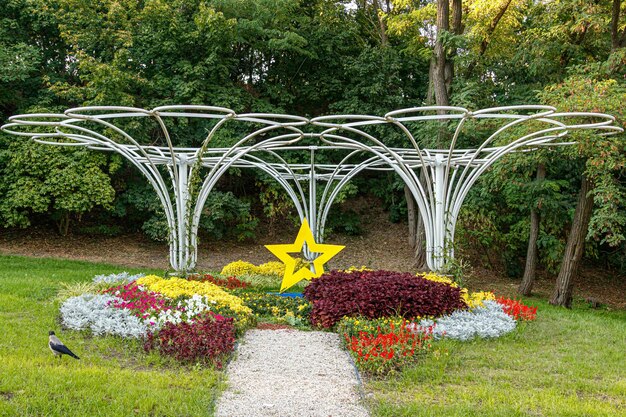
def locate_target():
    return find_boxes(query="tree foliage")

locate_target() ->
[0,0,625,295]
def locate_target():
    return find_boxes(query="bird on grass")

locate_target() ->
[48,331,80,360]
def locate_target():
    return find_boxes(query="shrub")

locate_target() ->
[256,261,287,276]
[496,297,538,321]
[415,300,516,341]
[304,270,467,328]
[144,313,236,366]
[344,320,434,376]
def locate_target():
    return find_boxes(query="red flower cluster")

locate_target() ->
[144,313,236,366]
[496,297,537,321]
[103,282,170,319]
[304,270,467,328]
[344,322,434,375]
[189,274,250,289]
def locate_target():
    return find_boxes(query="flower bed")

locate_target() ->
[59,273,254,365]
[60,293,148,338]
[188,273,250,289]
[313,270,539,375]
[221,259,308,277]
[304,270,467,328]
[415,300,517,341]
[240,292,311,326]
[144,313,235,366]
[57,266,537,371]
[496,297,538,321]
[344,321,434,376]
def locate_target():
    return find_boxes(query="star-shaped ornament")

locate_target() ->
[265,219,345,292]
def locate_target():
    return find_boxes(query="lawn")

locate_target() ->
[366,299,626,417]
[0,254,624,417]
[0,255,222,417]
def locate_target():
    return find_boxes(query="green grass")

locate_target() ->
[2,254,625,416]
[366,298,626,417]
[0,255,223,417]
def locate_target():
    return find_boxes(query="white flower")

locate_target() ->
[143,295,213,331]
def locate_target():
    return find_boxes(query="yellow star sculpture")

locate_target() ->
[265,219,345,292]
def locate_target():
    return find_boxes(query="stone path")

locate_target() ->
[215,329,370,417]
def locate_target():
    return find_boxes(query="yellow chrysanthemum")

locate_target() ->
[221,258,309,278]
[416,272,494,308]
[220,260,258,277]
[257,261,286,276]
[461,290,495,309]
[418,272,458,287]
[136,275,252,316]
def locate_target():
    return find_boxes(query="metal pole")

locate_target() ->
[306,147,317,273]
[433,154,446,271]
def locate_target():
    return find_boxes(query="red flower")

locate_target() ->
[496,297,537,321]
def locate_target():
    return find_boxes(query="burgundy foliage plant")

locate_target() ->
[144,313,236,366]
[304,270,467,328]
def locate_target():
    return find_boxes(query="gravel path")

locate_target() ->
[215,329,370,417]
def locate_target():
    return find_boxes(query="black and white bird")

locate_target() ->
[48,331,80,360]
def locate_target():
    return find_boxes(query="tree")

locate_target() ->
[0,141,120,235]
[519,163,546,295]
[540,74,626,307]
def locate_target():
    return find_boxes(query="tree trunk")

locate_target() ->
[519,163,546,296]
[372,0,389,47]
[611,0,621,50]
[405,172,428,269]
[56,211,70,236]
[405,184,417,248]
[451,0,463,35]
[414,206,427,269]
[433,0,450,108]
[444,0,463,97]
[426,59,436,105]
[550,175,594,308]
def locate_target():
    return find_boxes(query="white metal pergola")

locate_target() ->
[2,105,621,274]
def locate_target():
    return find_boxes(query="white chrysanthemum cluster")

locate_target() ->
[92,272,145,285]
[414,300,516,341]
[145,294,215,330]
[60,294,148,338]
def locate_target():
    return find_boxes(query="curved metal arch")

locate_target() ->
[187,150,310,267]
[317,155,386,240]
[310,121,439,268]
[2,105,622,274]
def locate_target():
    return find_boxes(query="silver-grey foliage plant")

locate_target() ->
[60,294,147,338]
[416,300,516,341]
[92,272,145,285]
